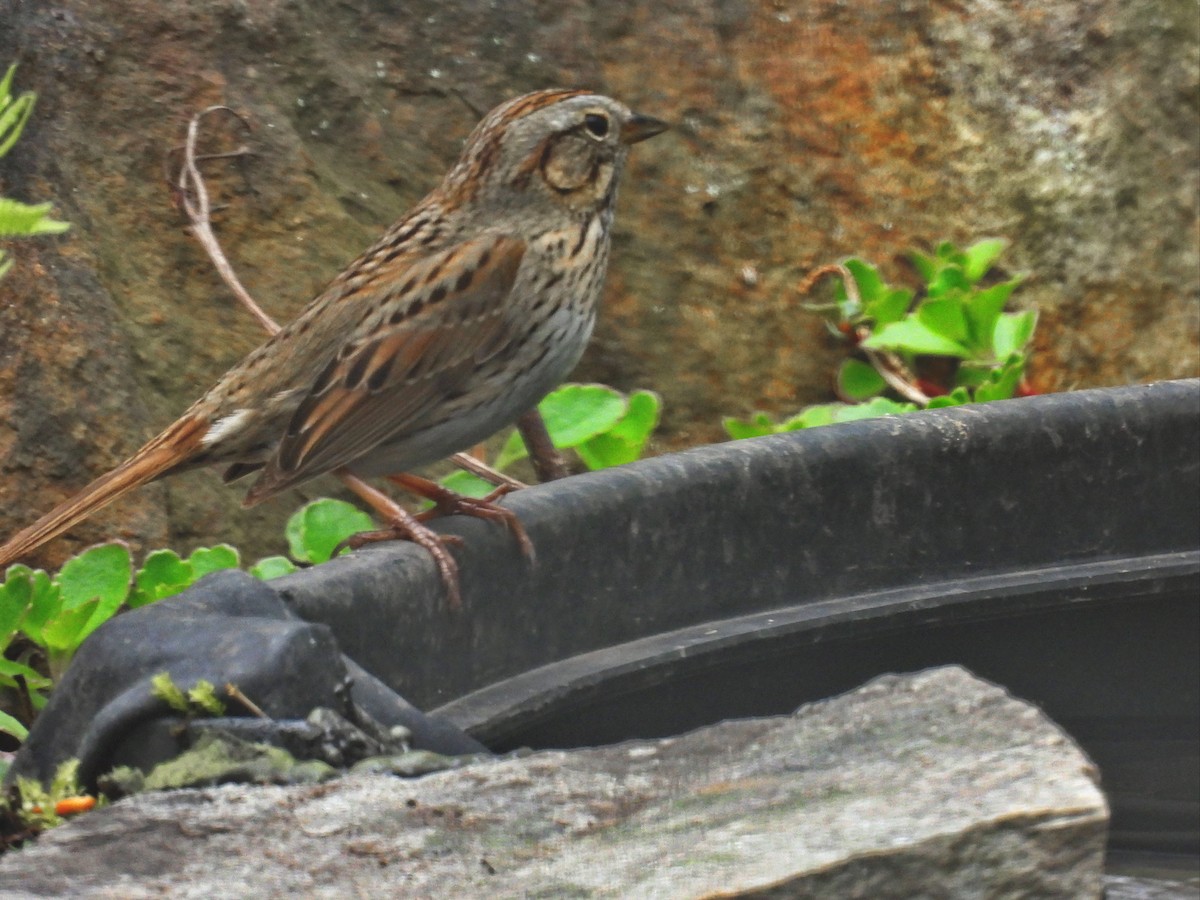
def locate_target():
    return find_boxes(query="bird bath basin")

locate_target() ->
[282,379,1200,874]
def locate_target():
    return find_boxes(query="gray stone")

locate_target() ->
[0,666,1108,898]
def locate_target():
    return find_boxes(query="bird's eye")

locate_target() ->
[583,113,610,139]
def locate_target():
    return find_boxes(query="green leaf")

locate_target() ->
[187,680,226,716]
[249,556,299,580]
[926,264,970,299]
[0,568,32,647]
[782,405,839,430]
[0,63,16,105]
[961,238,1007,283]
[0,655,52,690]
[723,412,779,439]
[56,543,131,612]
[909,249,937,283]
[830,397,919,422]
[13,567,59,645]
[287,498,375,564]
[844,258,884,304]
[576,390,660,469]
[0,75,35,159]
[0,197,70,238]
[0,709,27,742]
[151,671,190,713]
[130,549,194,609]
[837,359,886,400]
[974,354,1026,402]
[917,297,969,343]
[992,309,1038,359]
[438,469,496,498]
[187,544,240,578]
[927,386,972,408]
[772,399,919,431]
[492,428,531,472]
[39,598,99,654]
[866,288,912,328]
[964,278,1021,350]
[537,384,628,448]
[861,320,971,358]
[953,363,993,389]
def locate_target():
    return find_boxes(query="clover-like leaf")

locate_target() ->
[830,397,919,422]
[974,354,1026,402]
[0,656,52,691]
[866,287,912,328]
[576,390,661,469]
[130,549,193,609]
[0,709,28,742]
[38,599,100,655]
[965,277,1022,350]
[249,556,300,581]
[961,238,1007,283]
[13,567,59,646]
[926,264,971,299]
[917,297,970,344]
[837,359,887,401]
[844,258,885,304]
[538,384,628,448]
[926,386,972,408]
[0,567,32,647]
[187,544,240,578]
[492,427,532,472]
[861,320,971,358]
[56,543,131,612]
[992,309,1038,359]
[781,405,838,430]
[286,498,375,564]
[724,412,780,440]
[437,469,496,499]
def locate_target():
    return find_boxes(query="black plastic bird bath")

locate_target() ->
[12,379,1199,876]
[279,379,1200,870]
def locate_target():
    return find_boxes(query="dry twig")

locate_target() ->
[798,262,930,406]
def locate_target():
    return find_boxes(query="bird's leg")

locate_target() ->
[517,409,571,482]
[335,471,465,611]
[387,471,534,560]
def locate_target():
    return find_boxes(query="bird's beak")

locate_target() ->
[621,113,669,145]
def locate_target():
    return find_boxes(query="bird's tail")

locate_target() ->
[0,415,209,568]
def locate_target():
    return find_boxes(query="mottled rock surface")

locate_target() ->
[0,667,1109,898]
[1,0,1196,560]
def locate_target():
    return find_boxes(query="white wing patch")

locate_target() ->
[202,408,252,447]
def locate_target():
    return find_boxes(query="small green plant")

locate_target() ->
[0,63,69,280]
[725,239,1037,437]
[1,758,98,844]
[151,672,226,717]
[441,382,661,497]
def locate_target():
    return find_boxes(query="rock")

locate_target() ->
[0,666,1109,897]
[1,0,1196,562]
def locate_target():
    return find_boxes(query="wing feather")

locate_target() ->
[243,235,525,503]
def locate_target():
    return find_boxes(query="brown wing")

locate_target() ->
[243,235,526,503]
